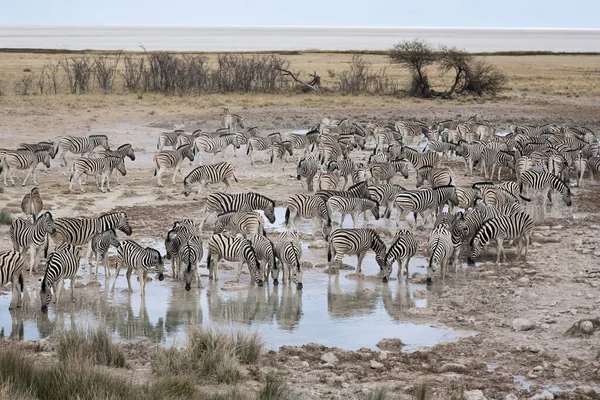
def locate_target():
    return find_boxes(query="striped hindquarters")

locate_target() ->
[0,250,24,287]
[21,187,43,220]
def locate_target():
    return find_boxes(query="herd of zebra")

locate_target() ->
[0,110,597,316]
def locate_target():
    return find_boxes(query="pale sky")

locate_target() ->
[2,0,598,28]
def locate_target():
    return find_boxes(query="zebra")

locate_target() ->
[519,169,572,207]
[91,229,120,277]
[175,130,204,149]
[574,155,588,187]
[369,150,389,164]
[397,146,440,170]
[315,181,371,203]
[193,133,240,164]
[327,228,386,273]
[10,211,56,276]
[203,192,276,225]
[427,224,453,283]
[1,150,51,186]
[326,159,354,190]
[213,211,266,238]
[183,162,238,198]
[480,148,515,180]
[69,156,126,192]
[394,121,432,146]
[21,186,43,222]
[165,225,190,280]
[352,163,368,185]
[112,240,164,296]
[58,135,110,167]
[468,212,534,265]
[50,211,133,263]
[274,232,303,290]
[453,187,478,211]
[40,243,82,313]
[423,140,457,159]
[317,140,348,166]
[181,235,204,291]
[368,184,406,219]
[0,250,25,310]
[285,194,332,239]
[270,141,294,170]
[286,131,319,161]
[157,130,184,151]
[317,169,340,191]
[246,133,282,165]
[326,196,380,228]
[221,108,245,132]
[206,233,262,286]
[153,144,195,187]
[249,234,277,284]
[368,160,410,185]
[383,229,418,283]
[17,141,56,173]
[587,156,600,181]
[88,143,135,185]
[296,156,318,192]
[416,166,455,188]
[394,185,459,227]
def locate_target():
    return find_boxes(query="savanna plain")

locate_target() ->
[0,51,600,400]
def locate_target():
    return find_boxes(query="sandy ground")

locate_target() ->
[1,98,600,399]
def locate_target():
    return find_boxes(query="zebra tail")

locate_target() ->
[153,160,158,176]
[233,174,238,183]
[206,252,212,271]
[262,226,267,236]
[246,141,252,156]
[269,147,274,164]
[43,237,49,258]
[18,272,24,293]
[284,208,290,226]
[327,241,334,262]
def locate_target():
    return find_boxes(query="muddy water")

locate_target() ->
[0,234,469,351]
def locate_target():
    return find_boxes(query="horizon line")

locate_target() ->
[2,24,600,31]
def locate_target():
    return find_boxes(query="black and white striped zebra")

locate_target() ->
[453,187,478,211]
[181,235,204,291]
[394,185,459,227]
[519,169,572,207]
[317,169,340,191]
[416,166,455,188]
[286,131,319,161]
[58,135,109,167]
[246,133,282,165]
[468,212,534,265]
[1,150,51,186]
[112,240,164,296]
[88,143,135,185]
[423,140,457,158]
[383,229,418,283]
[250,234,277,284]
[221,108,245,132]
[0,250,25,310]
[274,231,303,289]
[395,120,432,145]
[296,156,318,192]
[352,163,368,185]
[327,228,386,273]
[587,156,600,181]
[91,229,120,277]
[315,181,371,203]
[285,194,331,239]
[164,219,198,280]
[17,141,57,159]
[69,156,126,192]
[427,224,453,283]
[317,139,347,166]
[183,162,238,198]
[270,141,294,170]
[40,243,81,313]
[214,211,266,238]
[203,192,276,224]
[175,130,204,149]
[10,211,56,275]
[574,155,588,187]
[327,196,380,228]
[368,160,410,185]
[153,144,195,187]
[206,233,262,286]
[193,133,240,164]
[481,148,515,180]
[21,186,43,222]
[368,184,406,219]
[157,130,184,151]
[397,146,440,170]
[326,159,354,190]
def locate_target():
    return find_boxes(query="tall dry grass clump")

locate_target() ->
[0,209,13,225]
[151,326,263,384]
[256,375,300,400]
[56,326,127,368]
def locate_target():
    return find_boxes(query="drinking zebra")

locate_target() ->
[112,240,164,297]
[368,184,406,219]
[213,211,266,238]
[326,196,380,228]
[427,224,453,283]
[296,156,319,192]
[69,156,126,192]
[183,162,238,198]
[21,186,43,222]
[10,211,56,275]
[58,135,109,167]
[91,229,120,277]
[157,130,184,151]
[285,194,332,239]
[249,234,277,284]
[384,229,418,283]
[153,144,195,187]
[40,243,81,313]
[1,149,51,186]
[181,236,204,291]
[327,228,386,273]
[274,231,303,289]
[206,233,262,286]
[0,250,25,310]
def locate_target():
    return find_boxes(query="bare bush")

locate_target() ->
[95,52,121,93]
[60,57,95,94]
[338,55,397,95]
[460,59,506,96]
[122,56,145,92]
[390,39,436,97]
[15,72,35,95]
[41,63,61,94]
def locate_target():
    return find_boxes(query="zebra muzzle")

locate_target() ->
[185,283,191,291]
[296,283,303,290]
[158,273,165,281]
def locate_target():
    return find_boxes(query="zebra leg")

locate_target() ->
[103,252,111,277]
[351,212,358,229]
[55,280,64,305]
[22,167,34,187]
[156,168,165,187]
[9,273,22,310]
[70,276,75,301]
[28,246,36,276]
[111,258,122,292]
[496,239,505,264]
[138,268,146,297]
[356,251,366,274]
[126,267,133,291]
[236,261,243,283]
[340,213,346,228]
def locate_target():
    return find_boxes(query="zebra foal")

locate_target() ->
[91,229,120,277]
[213,211,266,238]
[154,144,195,187]
[10,211,56,275]
[112,240,165,297]
[40,243,81,313]
[183,162,238,198]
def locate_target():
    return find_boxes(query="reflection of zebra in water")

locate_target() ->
[206,233,262,286]
[112,240,165,297]
[10,211,56,276]
[40,243,81,313]
[383,229,417,282]
[0,250,25,310]
[327,228,386,273]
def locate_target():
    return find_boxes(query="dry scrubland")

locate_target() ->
[0,51,600,399]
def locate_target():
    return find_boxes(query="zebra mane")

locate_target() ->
[176,144,191,150]
[248,192,275,207]
[90,134,108,139]
[192,129,203,135]
[432,185,456,191]
[347,181,367,191]
[472,181,494,189]
[216,210,236,218]
[146,247,162,263]
[117,143,131,150]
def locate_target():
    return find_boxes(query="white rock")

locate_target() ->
[464,389,487,400]
[504,395,518,400]
[529,391,554,400]
[575,386,595,395]
[518,277,530,285]
[301,361,309,368]
[512,318,534,331]
[320,352,338,364]
[580,320,594,333]
[370,360,384,369]
[378,351,388,360]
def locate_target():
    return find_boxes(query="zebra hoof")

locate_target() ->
[273,279,279,285]
[41,305,48,313]
[296,283,303,290]
[257,280,264,287]
[426,277,432,285]
[185,283,191,291]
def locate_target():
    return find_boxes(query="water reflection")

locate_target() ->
[327,276,379,319]
[382,283,414,321]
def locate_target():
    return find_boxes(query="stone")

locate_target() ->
[413,289,428,298]
[504,395,518,400]
[320,352,338,364]
[529,391,554,400]
[378,351,388,360]
[409,273,427,283]
[376,338,405,351]
[518,277,530,285]
[439,363,469,373]
[580,320,594,333]
[533,365,544,372]
[301,361,309,368]
[575,386,595,395]
[370,360,384,369]
[464,390,487,400]
[512,318,534,331]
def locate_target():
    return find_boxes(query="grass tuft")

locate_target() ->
[119,189,137,198]
[357,386,401,400]
[56,326,127,368]
[257,375,300,400]
[148,376,198,400]
[0,209,12,225]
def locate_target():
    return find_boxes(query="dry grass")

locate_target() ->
[0,209,12,225]
[56,327,127,368]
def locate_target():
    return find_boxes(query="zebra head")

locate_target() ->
[36,150,51,168]
[119,144,135,161]
[115,158,127,176]
[178,144,195,162]
[468,236,484,266]
[39,211,56,236]
[562,187,572,207]
[368,199,380,220]
[40,277,52,313]
[245,243,263,287]
[164,229,179,260]
[148,248,164,281]
[231,134,241,149]
[416,166,431,188]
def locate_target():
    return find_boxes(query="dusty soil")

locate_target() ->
[1,97,600,399]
